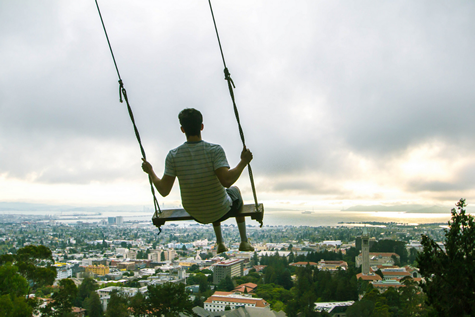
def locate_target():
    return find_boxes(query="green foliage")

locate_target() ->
[255,284,293,311]
[0,262,29,297]
[370,240,408,265]
[105,290,129,317]
[84,291,103,317]
[347,281,425,317]
[187,264,200,273]
[129,291,147,317]
[0,294,34,317]
[14,245,56,292]
[41,278,78,317]
[145,282,194,317]
[418,198,475,316]
[77,277,98,307]
[217,275,234,292]
[233,271,261,286]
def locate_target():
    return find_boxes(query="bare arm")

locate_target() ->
[214,147,253,188]
[141,158,175,197]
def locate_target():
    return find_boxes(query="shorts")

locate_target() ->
[213,186,244,223]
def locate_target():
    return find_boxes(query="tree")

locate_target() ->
[0,262,29,297]
[217,275,235,292]
[77,277,98,307]
[42,278,78,317]
[418,198,475,316]
[0,294,34,317]
[129,291,147,317]
[14,245,57,293]
[85,291,103,317]
[398,277,425,317]
[370,240,407,265]
[145,283,194,317]
[105,290,128,317]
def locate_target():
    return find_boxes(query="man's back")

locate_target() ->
[164,140,232,223]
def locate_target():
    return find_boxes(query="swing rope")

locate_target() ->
[94,0,161,223]
[208,0,260,213]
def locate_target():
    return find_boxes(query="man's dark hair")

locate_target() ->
[179,108,203,137]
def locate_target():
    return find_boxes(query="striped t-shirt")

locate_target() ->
[164,140,232,223]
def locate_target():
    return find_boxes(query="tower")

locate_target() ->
[362,226,370,275]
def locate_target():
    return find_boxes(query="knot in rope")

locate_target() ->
[119,79,124,103]
[224,68,235,88]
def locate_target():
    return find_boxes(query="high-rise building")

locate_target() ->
[116,216,123,225]
[213,259,244,285]
[107,217,116,225]
[362,226,370,275]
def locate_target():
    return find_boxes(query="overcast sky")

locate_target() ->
[1,1,475,211]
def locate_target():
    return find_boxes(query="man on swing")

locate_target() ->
[141,108,254,253]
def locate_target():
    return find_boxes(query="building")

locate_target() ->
[117,262,135,271]
[315,301,355,316]
[97,286,147,311]
[162,249,176,261]
[193,306,284,317]
[116,216,123,225]
[148,250,162,262]
[356,252,400,268]
[377,267,411,280]
[356,273,382,282]
[318,260,348,272]
[213,259,244,285]
[234,282,258,294]
[107,217,116,225]
[85,265,110,276]
[371,279,404,293]
[54,263,72,280]
[204,291,269,312]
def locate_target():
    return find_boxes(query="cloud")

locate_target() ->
[1,1,475,206]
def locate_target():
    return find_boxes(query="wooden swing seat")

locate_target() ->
[152,203,264,230]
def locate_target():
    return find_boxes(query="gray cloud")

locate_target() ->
[2,1,475,205]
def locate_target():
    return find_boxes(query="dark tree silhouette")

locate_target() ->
[418,198,475,316]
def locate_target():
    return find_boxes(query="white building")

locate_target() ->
[97,286,147,311]
[54,263,72,280]
[204,292,269,312]
[315,301,355,314]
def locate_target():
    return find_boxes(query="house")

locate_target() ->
[318,260,348,271]
[233,282,257,294]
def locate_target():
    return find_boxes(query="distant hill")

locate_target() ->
[342,204,424,212]
[342,204,453,213]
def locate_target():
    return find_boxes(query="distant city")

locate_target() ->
[0,210,448,316]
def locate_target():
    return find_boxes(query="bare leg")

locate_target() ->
[236,217,248,242]
[237,217,254,252]
[213,221,227,253]
[213,221,223,244]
